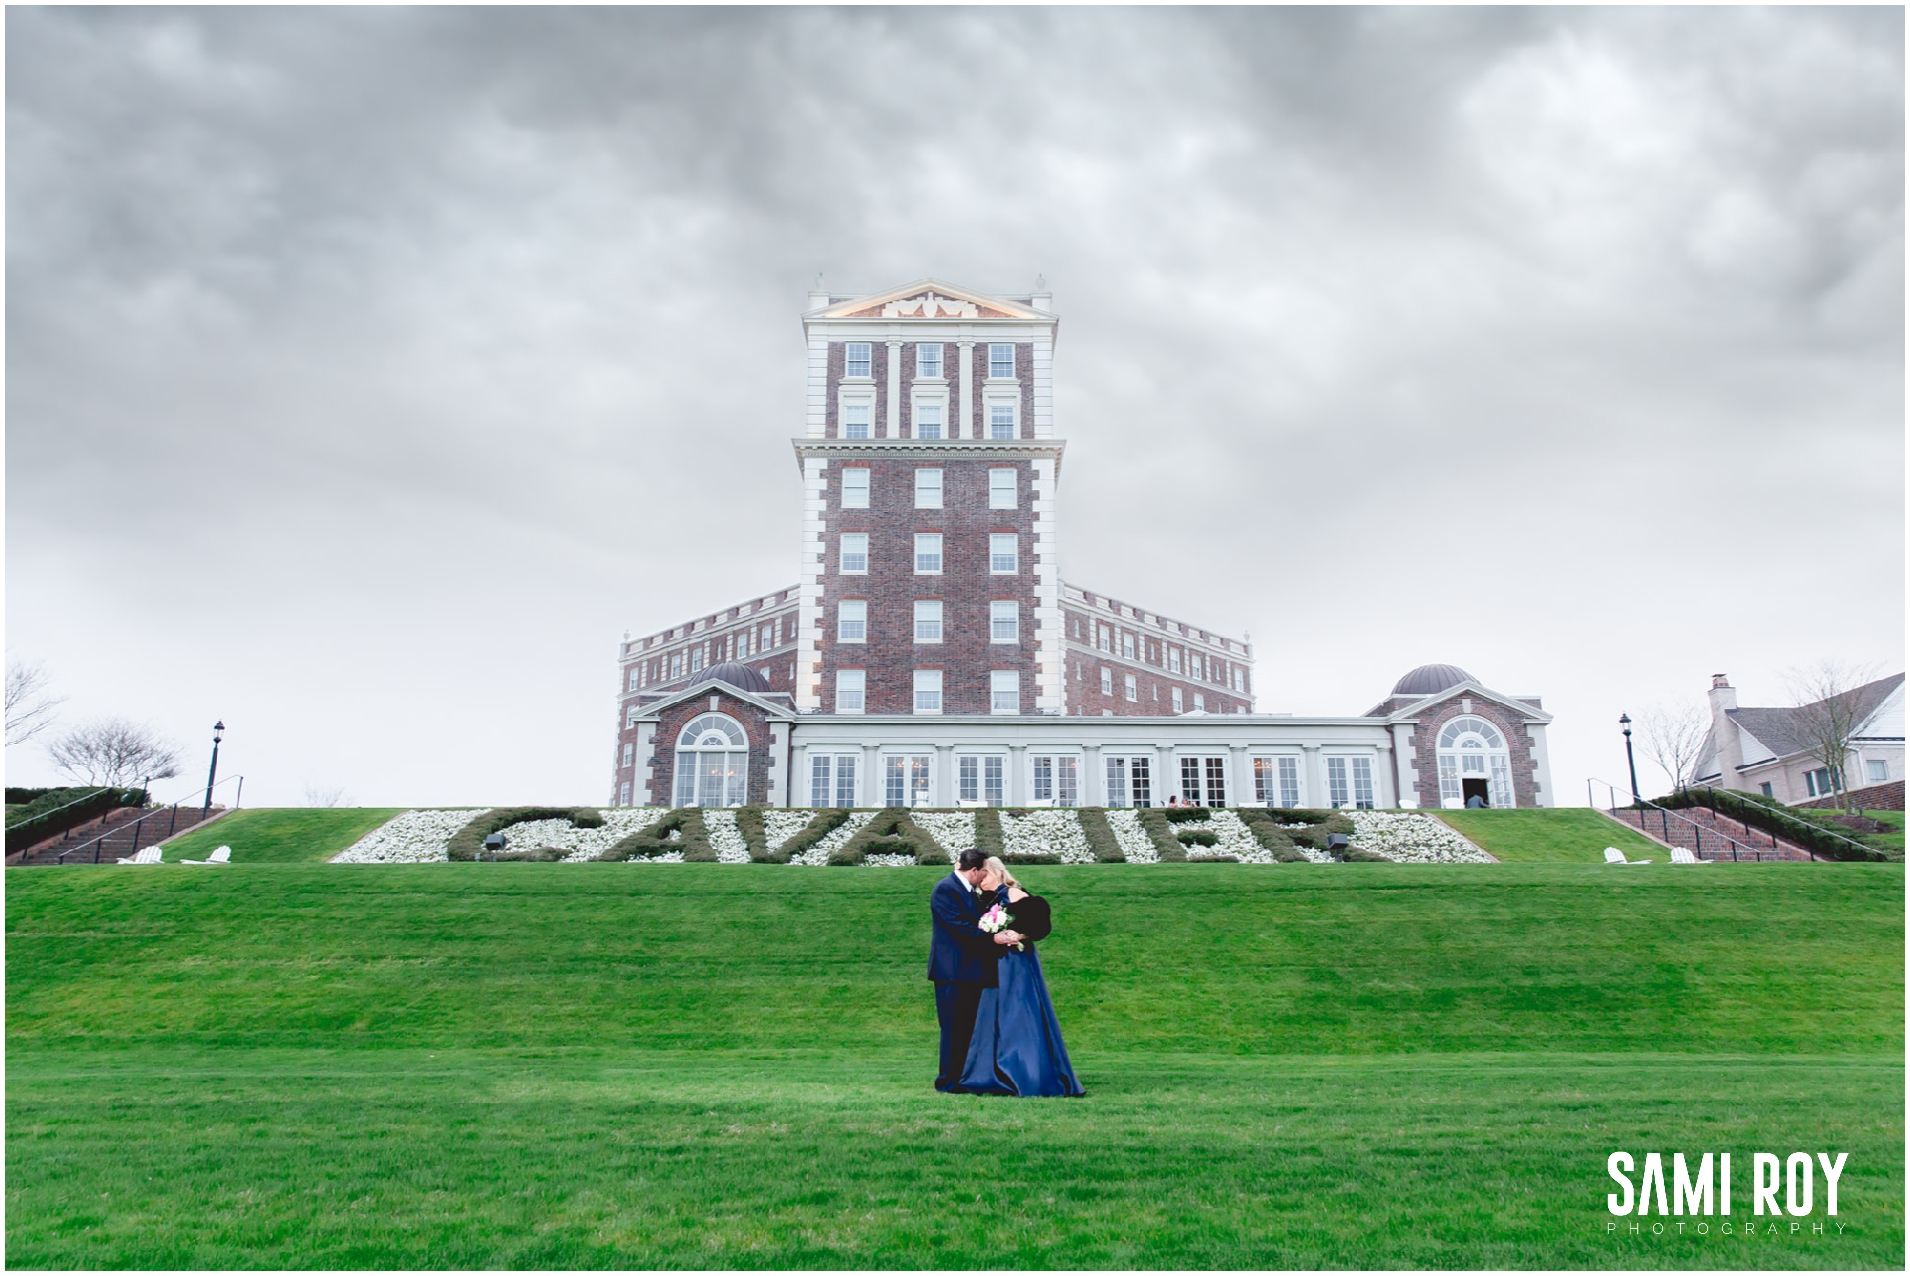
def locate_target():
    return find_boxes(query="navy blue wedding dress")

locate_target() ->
[958,892,1086,1097]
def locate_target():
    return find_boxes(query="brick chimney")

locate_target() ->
[1708,674,1743,786]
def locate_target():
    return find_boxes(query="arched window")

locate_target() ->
[1436,715,1515,809]
[673,713,749,807]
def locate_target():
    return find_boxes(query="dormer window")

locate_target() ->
[845,342,872,378]
[916,344,942,378]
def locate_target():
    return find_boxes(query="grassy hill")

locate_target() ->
[1434,807,1663,862]
[7,862,1901,1268]
[157,807,404,863]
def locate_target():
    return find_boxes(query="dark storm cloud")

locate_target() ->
[7,7,1901,805]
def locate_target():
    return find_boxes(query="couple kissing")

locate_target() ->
[928,847,1085,1097]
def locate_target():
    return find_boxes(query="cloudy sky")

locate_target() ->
[7,6,1902,808]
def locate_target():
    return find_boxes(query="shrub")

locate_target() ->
[833,810,947,866]
[1344,847,1392,863]
[973,807,1005,858]
[6,787,150,854]
[446,807,603,861]
[771,809,849,864]
[1138,809,1185,861]
[1653,788,1889,863]
[600,809,713,862]
[1284,812,1355,850]
[1000,852,1062,865]
[1235,809,1306,861]
[733,806,771,862]
[1076,808,1128,863]
[1163,806,1209,824]
[1175,828,1219,847]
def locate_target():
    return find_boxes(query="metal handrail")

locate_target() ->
[6,785,140,847]
[1588,778,1799,863]
[1691,784,1877,859]
[53,774,245,864]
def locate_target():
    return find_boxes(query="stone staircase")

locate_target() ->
[10,804,223,866]
[1607,805,1817,862]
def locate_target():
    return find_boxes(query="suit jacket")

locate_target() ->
[927,872,1001,986]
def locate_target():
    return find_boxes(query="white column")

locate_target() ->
[958,338,975,437]
[1390,723,1419,808]
[935,744,954,807]
[1230,744,1253,808]
[863,743,881,807]
[792,743,809,809]
[1303,744,1324,809]
[1083,743,1104,807]
[1156,744,1177,804]
[1009,744,1029,806]
[885,339,902,438]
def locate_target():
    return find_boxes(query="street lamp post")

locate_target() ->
[202,721,225,817]
[1619,713,1640,807]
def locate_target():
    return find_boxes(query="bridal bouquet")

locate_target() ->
[979,902,1023,951]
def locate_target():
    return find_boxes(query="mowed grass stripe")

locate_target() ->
[7,1051,1900,1269]
[8,864,1901,1053]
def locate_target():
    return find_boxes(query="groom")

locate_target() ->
[929,847,1023,1092]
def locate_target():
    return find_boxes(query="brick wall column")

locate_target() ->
[885,340,902,438]
[958,338,975,438]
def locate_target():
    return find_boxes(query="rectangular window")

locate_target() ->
[989,404,1016,439]
[885,754,931,807]
[837,600,866,643]
[619,780,631,806]
[915,468,943,508]
[1328,757,1350,808]
[914,600,943,643]
[1031,756,1079,807]
[1193,692,1205,711]
[1106,756,1128,808]
[1169,647,1182,674]
[989,534,1018,574]
[845,342,872,378]
[669,653,683,679]
[1204,756,1228,807]
[1806,766,1837,797]
[913,669,942,714]
[759,624,773,650]
[917,343,942,378]
[1100,666,1113,695]
[1124,673,1138,702]
[841,467,869,509]
[989,343,1015,378]
[1352,757,1375,810]
[691,646,705,672]
[988,468,1017,509]
[1759,781,1775,797]
[627,667,640,691]
[960,755,980,804]
[991,670,1019,714]
[834,668,865,713]
[984,755,1004,806]
[990,601,1018,643]
[842,403,870,439]
[1121,631,1136,660]
[1097,625,1111,653]
[1180,757,1203,805]
[839,533,868,574]
[915,401,943,439]
[1867,759,1889,783]
[1171,687,1183,713]
[811,753,858,808]
[1280,757,1300,807]
[915,533,943,574]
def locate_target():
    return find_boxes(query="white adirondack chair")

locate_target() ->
[1603,846,1652,865]
[955,799,987,809]
[1669,846,1708,865]
[182,846,232,865]
[116,845,163,865]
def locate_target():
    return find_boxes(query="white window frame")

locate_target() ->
[989,534,1018,575]
[990,601,1019,643]
[1121,630,1136,660]
[840,401,872,439]
[988,342,1016,379]
[627,668,640,691]
[916,342,943,378]
[1124,673,1138,702]
[1030,754,1081,807]
[621,742,635,767]
[913,669,943,714]
[844,342,873,378]
[914,599,943,643]
[811,752,859,807]
[839,533,868,574]
[1100,666,1113,696]
[1104,755,1153,808]
[672,712,749,808]
[913,399,945,440]
[1171,687,1183,713]
[915,533,943,574]
[958,753,1008,807]
[988,468,1017,509]
[987,401,1017,439]
[1194,692,1205,712]
[885,754,933,807]
[619,780,632,806]
[840,467,870,509]
[1866,758,1889,784]
[990,670,1020,715]
[837,600,867,644]
[914,467,944,509]
[834,668,865,714]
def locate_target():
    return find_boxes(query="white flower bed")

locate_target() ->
[701,810,752,864]
[1178,810,1276,864]
[865,853,917,868]
[1349,811,1493,863]
[1104,808,1157,863]
[765,810,817,854]
[1001,809,1096,864]
[788,811,874,866]
[332,809,485,863]
[910,811,975,859]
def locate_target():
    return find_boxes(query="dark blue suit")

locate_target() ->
[929,872,999,1091]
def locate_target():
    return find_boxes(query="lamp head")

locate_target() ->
[213,720,225,743]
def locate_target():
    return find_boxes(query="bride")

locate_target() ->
[959,856,1086,1097]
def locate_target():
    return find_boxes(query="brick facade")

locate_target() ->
[816,455,1040,715]
[1059,603,1251,716]
[1405,693,1545,808]
[1797,779,1904,812]
[641,692,780,807]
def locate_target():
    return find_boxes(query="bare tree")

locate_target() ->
[6,656,64,744]
[1785,660,1880,814]
[1637,701,1709,794]
[46,718,182,788]
[304,785,348,808]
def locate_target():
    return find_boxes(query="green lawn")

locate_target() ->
[8,863,1902,1268]
[158,807,404,863]
[1435,806,1664,862]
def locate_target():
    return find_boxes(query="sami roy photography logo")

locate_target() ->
[1606,1152,1850,1239]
